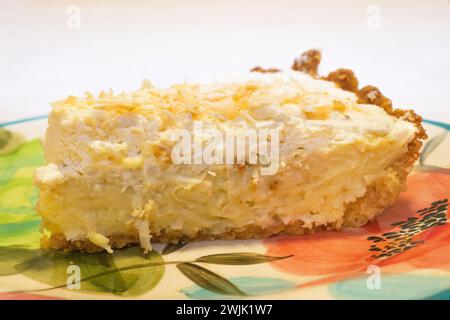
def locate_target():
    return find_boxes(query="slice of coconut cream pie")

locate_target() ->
[34,50,426,253]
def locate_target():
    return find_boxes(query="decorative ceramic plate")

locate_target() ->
[0,116,449,300]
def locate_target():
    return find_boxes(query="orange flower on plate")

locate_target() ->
[264,171,450,285]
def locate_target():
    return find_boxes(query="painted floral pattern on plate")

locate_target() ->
[0,120,448,300]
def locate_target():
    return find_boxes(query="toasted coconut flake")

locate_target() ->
[250,66,280,73]
[291,49,321,76]
[135,219,152,253]
[357,85,393,113]
[323,68,359,92]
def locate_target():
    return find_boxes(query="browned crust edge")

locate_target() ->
[41,51,427,253]
[41,221,334,253]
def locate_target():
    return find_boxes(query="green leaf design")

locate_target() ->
[0,128,25,156]
[0,139,44,234]
[0,220,41,247]
[162,242,188,255]
[0,178,40,219]
[0,246,35,276]
[177,262,245,296]
[195,252,293,265]
[14,250,74,287]
[89,247,165,296]
[0,128,12,149]
[14,247,164,296]
[0,138,44,186]
[420,130,447,165]
[66,251,132,295]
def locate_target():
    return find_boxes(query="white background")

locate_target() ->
[1,0,449,123]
